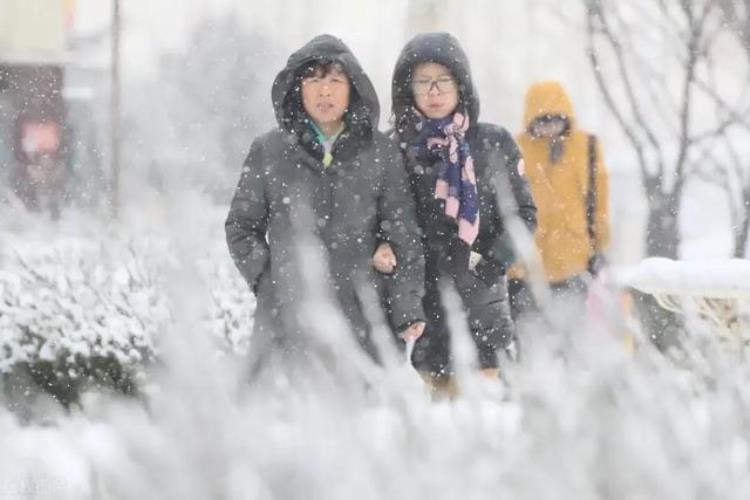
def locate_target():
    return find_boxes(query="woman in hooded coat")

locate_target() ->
[225,34,426,374]
[509,80,611,330]
[375,33,537,380]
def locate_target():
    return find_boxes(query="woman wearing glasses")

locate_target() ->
[374,33,536,386]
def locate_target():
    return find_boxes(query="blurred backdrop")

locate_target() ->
[1,0,748,265]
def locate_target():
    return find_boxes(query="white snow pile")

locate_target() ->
[0,233,253,402]
[617,257,750,299]
[4,320,750,500]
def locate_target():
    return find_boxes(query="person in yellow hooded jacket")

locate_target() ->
[511,81,610,320]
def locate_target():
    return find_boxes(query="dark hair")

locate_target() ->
[286,59,351,114]
[297,60,347,80]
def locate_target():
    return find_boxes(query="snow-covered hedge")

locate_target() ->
[0,236,253,407]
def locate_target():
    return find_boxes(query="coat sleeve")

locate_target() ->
[225,138,270,294]
[484,128,537,272]
[378,141,426,329]
[593,139,611,252]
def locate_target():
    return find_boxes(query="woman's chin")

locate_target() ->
[422,107,453,120]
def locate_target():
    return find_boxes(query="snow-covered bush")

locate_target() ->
[0,235,253,408]
[203,256,255,356]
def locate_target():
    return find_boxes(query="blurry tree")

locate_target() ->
[168,14,270,172]
[715,0,750,256]
[585,0,750,258]
[406,0,441,33]
[124,13,272,201]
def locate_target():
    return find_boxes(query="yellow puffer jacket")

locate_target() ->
[514,81,610,284]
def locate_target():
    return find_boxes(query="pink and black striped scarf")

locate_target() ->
[411,110,480,245]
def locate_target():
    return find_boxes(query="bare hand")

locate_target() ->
[399,321,425,342]
[372,242,397,274]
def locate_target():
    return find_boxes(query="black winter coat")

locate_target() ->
[226,35,425,361]
[391,33,537,371]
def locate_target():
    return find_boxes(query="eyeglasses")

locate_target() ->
[410,76,456,95]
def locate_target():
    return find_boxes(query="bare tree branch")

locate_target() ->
[585,0,750,257]
[722,131,748,185]
[673,1,710,193]
[690,144,742,238]
[585,1,653,185]
[597,3,667,180]
[694,78,750,132]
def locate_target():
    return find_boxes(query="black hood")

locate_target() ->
[271,34,380,134]
[391,32,480,130]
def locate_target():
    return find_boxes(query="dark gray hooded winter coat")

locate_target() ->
[226,34,425,360]
[391,33,537,371]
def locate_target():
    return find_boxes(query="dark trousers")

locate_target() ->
[411,272,514,374]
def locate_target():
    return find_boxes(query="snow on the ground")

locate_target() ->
[2,198,750,499]
[3,328,750,500]
[617,257,750,299]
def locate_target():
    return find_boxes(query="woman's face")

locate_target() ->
[301,64,350,130]
[411,62,459,120]
[530,117,569,139]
